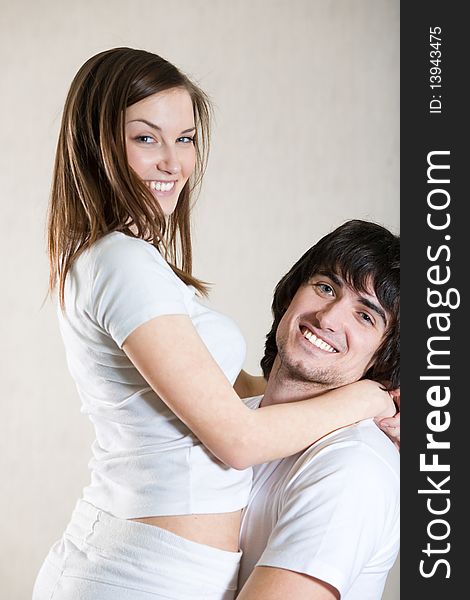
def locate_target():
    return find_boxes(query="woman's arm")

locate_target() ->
[234,370,267,399]
[123,315,394,470]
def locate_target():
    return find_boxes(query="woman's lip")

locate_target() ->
[153,187,176,197]
[145,180,178,195]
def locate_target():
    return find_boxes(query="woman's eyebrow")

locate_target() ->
[127,119,196,135]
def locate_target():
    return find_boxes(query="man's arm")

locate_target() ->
[236,566,339,600]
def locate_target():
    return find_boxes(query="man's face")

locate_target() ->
[275,273,388,388]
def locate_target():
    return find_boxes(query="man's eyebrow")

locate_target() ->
[127,119,196,134]
[316,271,387,325]
[321,272,342,287]
[360,297,387,326]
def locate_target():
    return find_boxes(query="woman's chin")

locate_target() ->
[153,192,179,217]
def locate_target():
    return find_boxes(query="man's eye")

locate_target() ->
[359,312,373,324]
[315,283,334,295]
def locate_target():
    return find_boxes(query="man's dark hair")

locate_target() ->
[261,220,400,390]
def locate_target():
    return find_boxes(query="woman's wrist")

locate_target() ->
[342,379,394,420]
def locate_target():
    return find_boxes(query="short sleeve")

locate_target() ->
[89,234,190,347]
[257,445,399,596]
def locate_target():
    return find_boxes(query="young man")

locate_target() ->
[237,220,400,600]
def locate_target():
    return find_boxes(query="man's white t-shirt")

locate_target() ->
[239,397,400,599]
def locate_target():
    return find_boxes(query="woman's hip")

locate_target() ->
[32,499,241,600]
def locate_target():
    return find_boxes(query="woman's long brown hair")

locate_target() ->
[48,47,211,307]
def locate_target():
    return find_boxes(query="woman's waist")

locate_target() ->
[86,444,252,504]
[130,511,243,552]
[63,500,242,580]
[82,460,252,525]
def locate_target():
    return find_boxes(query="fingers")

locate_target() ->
[374,419,400,433]
[379,413,400,428]
[375,412,400,450]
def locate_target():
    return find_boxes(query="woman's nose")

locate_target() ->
[156,147,181,175]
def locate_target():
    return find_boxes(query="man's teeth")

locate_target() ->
[301,327,337,353]
[147,181,175,192]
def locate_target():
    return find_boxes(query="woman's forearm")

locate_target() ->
[214,380,394,469]
[124,315,394,470]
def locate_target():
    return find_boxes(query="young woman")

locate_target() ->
[33,47,397,600]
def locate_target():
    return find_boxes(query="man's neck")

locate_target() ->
[261,358,331,407]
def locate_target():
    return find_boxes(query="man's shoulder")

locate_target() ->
[292,420,400,489]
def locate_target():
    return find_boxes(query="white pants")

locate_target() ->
[33,500,241,600]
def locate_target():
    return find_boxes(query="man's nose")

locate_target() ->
[316,300,347,331]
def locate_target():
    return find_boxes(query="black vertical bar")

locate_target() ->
[401,1,466,596]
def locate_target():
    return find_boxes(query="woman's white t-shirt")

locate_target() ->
[58,232,252,518]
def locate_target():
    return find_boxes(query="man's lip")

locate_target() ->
[298,322,340,353]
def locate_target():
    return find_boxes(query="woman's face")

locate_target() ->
[125,88,196,216]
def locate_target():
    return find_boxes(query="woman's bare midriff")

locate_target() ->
[129,509,243,552]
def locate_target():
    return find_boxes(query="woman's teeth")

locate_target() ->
[301,327,337,353]
[146,181,175,192]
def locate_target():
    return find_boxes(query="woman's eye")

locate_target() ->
[135,135,155,144]
[177,136,195,144]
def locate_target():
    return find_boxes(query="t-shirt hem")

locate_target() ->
[83,496,250,520]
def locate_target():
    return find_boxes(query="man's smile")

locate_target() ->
[299,325,339,353]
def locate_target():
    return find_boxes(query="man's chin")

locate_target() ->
[283,363,345,387]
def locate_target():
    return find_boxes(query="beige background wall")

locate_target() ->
[0,1,399,598]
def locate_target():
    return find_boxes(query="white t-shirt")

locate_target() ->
[58,232,252,518]
[239,397,400,599]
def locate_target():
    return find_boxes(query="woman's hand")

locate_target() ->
[375,390,400,450]
[350,379,396,420]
